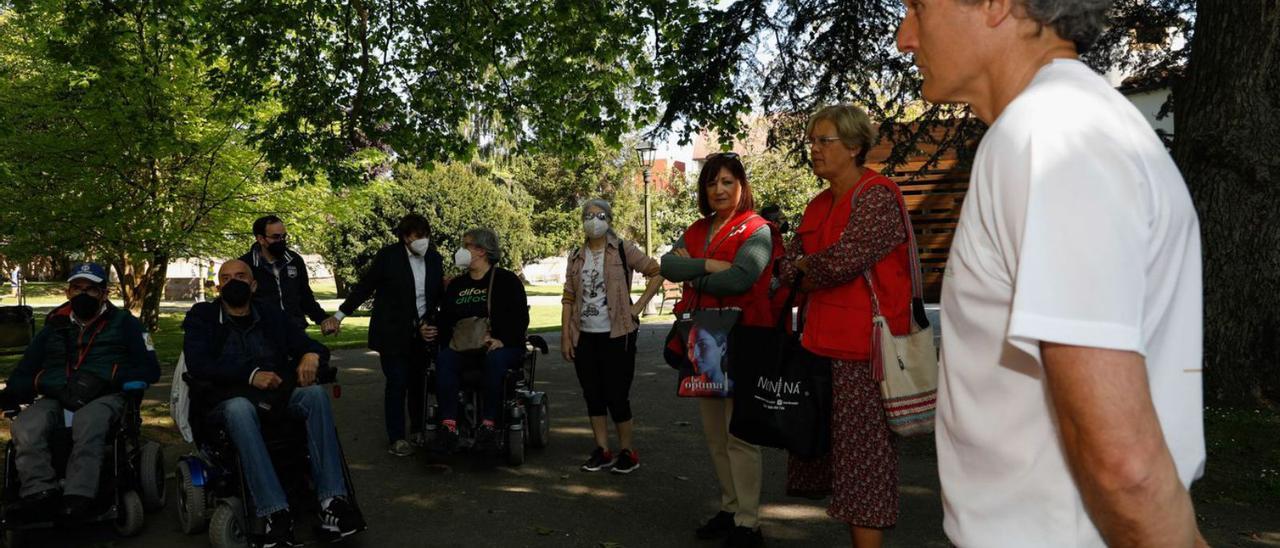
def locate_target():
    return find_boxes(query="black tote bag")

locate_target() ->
[727,281,832,458]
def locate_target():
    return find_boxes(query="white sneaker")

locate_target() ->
[388,439,414,457]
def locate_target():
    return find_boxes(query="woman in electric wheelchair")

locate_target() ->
[425,228,531,457]
[178,260,365,548]
[0,263,164,545]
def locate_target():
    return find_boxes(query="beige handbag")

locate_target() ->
[862,189,938,437]
[449,270,496,353]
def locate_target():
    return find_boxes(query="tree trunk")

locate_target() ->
[112,252,169,332]
[334,272,350,299]
[1174,1,1280,406]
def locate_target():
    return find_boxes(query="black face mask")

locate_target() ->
[266,240,288,258]
[70,293,102,320]
[221,279,253,307]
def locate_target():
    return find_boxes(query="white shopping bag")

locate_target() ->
[170,353,193,443]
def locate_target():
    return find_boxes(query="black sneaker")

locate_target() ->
[263,509,296,548]
[580,447,615,472]
[318,496,364,539]
[14,488,60,523]
[61,494,95,520]
[475,424,499,454]
[429,428,459,455]
[610,449,640,475]
[724,525,764,548]
[695,511,736,540]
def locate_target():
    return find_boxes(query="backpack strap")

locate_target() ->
[618,239,632,289]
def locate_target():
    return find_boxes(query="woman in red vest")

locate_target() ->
[780,105,913,548]
[661,153,778,548]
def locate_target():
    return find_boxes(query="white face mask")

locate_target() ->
[453,247,473,268]
[409,238,430,256]
[583,218,609,239]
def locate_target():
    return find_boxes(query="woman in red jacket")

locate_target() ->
[661,153,780,548]
[781,105,913,548]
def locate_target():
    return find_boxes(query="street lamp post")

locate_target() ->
[635,140,657,257]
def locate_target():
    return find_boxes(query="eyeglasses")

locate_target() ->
[806,136,843,148]
[707,152,740,160]
[69,285,104,298]
[264,233,288,242]
[583,212,609,221]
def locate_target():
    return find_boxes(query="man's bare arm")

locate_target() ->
[1041,342,1205,547]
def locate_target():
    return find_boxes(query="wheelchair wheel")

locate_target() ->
[140,441,166,511]
[209,498,249,548]
[528,396,550,449]
[113,490,145,537]
[505,427,526,466]
[176,460,207,534]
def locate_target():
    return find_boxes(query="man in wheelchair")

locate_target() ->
[0,263,160,521]
[182,260,360,547]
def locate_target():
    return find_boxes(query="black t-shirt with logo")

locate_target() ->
[437,267,529,350]
[447,273,491,321]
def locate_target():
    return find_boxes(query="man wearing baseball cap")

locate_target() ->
[0,263,160,520]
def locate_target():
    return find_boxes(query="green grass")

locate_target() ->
[524,284,565,297]
[1,282,77,307]
[0,303,664,375]
[0,311,373,378]
[310,278,340,300]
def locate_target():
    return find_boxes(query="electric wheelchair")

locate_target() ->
[0,381,166,547]
[423,335,550,465]
[174,363,366,548]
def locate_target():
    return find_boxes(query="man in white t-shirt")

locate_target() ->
[896,1,1206,546]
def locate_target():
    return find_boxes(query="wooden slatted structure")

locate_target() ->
[865,136,972,302]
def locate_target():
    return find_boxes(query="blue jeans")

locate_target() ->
[379,352,427,443]
[435,346,523,422]
[213,385,347,517]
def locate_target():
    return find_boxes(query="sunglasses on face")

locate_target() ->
[707,152,740,160]
[583,212,609,221]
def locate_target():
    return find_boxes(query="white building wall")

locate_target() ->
[1126,88,1175,136]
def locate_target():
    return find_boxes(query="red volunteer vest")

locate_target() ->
[797,169,912,361]
[672,210,778,328]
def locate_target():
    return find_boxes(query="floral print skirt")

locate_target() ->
[786,359,898,528]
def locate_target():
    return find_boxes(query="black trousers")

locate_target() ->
[573,330,638,423]
[380,344,428,443]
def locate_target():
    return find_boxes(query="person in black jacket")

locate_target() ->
[323,214,444,457]
[427,227,528,455]
[183,260,361,547]
[240,215,328,330]
[0,263,160,520]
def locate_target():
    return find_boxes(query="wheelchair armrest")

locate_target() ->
[526,335,549,355]
[121,380,149,397]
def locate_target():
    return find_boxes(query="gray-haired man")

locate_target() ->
[897,1,1206,546]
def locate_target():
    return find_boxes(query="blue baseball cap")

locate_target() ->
[67,263,108,285]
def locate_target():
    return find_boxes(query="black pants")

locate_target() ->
[573,331,637,423]
[380,348,427,443]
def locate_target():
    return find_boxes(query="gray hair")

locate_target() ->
[581,198,620,240]
[464,227,503,266]
[1020,0,1113,52]
[962,0,1112,51]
